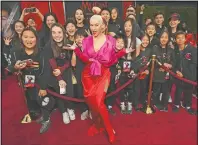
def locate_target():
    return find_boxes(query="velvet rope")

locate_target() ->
[156,60,197,86]
[33,62,150,102]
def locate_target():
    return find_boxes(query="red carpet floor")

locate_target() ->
[2,75,197,145]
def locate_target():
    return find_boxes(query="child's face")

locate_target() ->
[111,8,118,20]
[15,22,25,34]
[160,32,169,46]
[75,35,85,47]
[124,20,132,37]
[146,25,156,37]
[176,34,186,45]
[154,14,164,25]
[169,19,180,28]
[141,36,149,48]
[116,38,124,51]
[66,23,77,37]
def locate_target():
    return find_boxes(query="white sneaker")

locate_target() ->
[62,112,70,124]
[81,110,89,120]
[67,109,75,120]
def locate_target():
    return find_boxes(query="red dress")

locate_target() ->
[74,35,126,143]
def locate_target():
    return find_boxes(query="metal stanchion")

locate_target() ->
[142,55,156,114]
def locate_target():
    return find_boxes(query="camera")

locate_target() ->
[19,59,33,65]
[25,7,36,13]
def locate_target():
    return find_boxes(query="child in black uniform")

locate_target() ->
[172,31,197,115]
[135,34,152,107]
[152,30,175,112]
[72,28,89,120]
[105,34,126,116]
[119,18,141,114]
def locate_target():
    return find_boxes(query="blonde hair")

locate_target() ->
[90,15,103,25]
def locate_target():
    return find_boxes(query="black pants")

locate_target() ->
[25,87,41,113]
[152,81,170,107]
[53,86,74,113]
[139,77,149,105]
[105,80,117,107]
[74,84,89,113]
[120,75,139,106]
[173,80,194,107]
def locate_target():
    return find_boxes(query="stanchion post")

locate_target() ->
[143,55,156,114]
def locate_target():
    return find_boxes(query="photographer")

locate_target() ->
[19,7,44,30]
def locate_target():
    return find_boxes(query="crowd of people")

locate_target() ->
[1,3,197,144]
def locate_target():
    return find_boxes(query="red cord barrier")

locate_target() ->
[156,60,197,86]
[34,62,150,102]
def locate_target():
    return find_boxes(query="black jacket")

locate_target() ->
[155,25,167,38]
[133,47,152,72]
[9,48,46,90]
[152,45,175,83]
[42,42,74,97]
[174,44,197,81]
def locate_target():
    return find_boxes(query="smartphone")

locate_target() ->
[25,8,36,13]
[60,87,66,95]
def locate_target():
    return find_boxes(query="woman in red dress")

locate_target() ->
[65,14,133,144]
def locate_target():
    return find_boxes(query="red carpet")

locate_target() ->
[2,76,197,145]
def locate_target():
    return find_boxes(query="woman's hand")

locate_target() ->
[85,29,91,36]
[144,70,149,75]
[92,6,101,14]
[38,89,47,97]
[14,60,27,70]
[4,37,12,45]
[53,69,61,76]
[126,47,135,54]
[63,43,77,50]
[159,68,165,72]
[108,32,116,37]
[59,80,66,88]
[164,63,172,69]
[176,71,183,78]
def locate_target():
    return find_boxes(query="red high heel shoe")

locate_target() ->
[106,128,116,144]
[88,124,99,136]
[88,124,105,136]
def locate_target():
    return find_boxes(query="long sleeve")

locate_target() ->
[74,48,90,63]
[59,62,70,74]
[7,50,18,73]
[49,58,63,81]
[104,49,126,67]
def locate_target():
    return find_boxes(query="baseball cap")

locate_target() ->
[169,13,180,21]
